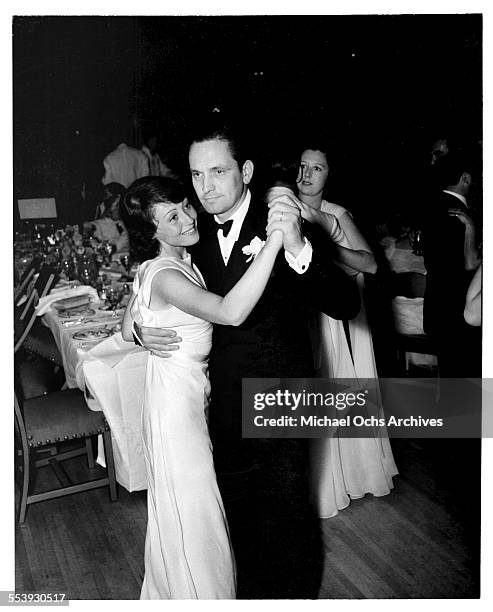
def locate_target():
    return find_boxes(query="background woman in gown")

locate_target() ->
[268,146,398,519]
[120,177,283,598]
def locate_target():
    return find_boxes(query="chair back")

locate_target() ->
[14,288,41,353]
[14,255,44,303]
[391,271,426,298]
[34,264,59,299]
[14,269,55,353]
[17,264,57,321]
[14,268,35,303]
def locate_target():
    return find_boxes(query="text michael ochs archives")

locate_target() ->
[251,389,444,429]
[241,378,483,439]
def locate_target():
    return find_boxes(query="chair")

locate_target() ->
[15,263,57,322]
[15,264,63,367]
[14,269,56,354]
[14,387,118,523]
[14,255,44,303]
[14,267,35,305]
[390,272,438,374]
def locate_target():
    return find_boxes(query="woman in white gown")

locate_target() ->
[121,177,283,598]
[270,147,398,519]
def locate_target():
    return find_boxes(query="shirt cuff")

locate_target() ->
[284,238,313,274]
[132,320,144,346]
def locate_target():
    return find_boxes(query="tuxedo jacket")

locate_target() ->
[423,191,475,337]
[190,196,360,387]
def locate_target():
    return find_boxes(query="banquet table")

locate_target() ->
[42,291,148,491]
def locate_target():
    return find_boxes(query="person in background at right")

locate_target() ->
[423,152,481,377]
[282,144,399,519]
[464,264,482,327]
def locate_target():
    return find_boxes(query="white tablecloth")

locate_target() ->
[75,333,148,491]
[43,308,148,491]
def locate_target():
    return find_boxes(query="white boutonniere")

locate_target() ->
[241,236,265,263]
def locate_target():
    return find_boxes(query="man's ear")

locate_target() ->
[242,160,254,185]
[461,172,472,186]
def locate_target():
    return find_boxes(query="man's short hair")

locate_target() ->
[189,117,250,168]
[432,151,476,189]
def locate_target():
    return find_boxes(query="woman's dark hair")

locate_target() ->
[121,176,187,263]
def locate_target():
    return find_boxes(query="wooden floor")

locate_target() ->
[15,437,480,599]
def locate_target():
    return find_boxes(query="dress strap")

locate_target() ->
[141,258,204,308]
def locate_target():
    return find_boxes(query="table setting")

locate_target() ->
[16,221,148,491]
[39,276,148,492]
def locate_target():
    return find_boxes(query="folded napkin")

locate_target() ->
[81,331,144,367]
[36,285,100,316]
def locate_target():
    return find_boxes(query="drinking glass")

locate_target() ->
[408,230,423,255]
[120,253,132,278]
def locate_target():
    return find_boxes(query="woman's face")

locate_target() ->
[153,198,199,247]
[297,149,329,198]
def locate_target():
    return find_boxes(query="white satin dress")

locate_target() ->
[310,202,398,519]
[131,255,236,599]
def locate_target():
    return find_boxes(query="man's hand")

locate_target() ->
[448,208,475,230]
[136,323,182,358]
[267,198,305,258]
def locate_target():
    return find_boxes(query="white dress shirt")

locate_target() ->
[214,191,251,265]
[442,190,468,208]
[102,143,149,188]
[214,189,312,273]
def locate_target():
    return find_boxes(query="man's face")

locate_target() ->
[189,138,248,218]
[430,139,449,165]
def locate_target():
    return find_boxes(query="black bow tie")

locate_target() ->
[214,219,234,238]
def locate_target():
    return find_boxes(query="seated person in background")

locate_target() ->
[85,194,129,252]
[379,213,426,275]
[95,182,126,219]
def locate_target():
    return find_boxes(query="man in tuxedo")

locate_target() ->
[423,152,481,377]
[136,123,360,597]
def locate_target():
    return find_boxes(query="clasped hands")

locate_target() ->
[266,188,339,248]
[266,191,306,258]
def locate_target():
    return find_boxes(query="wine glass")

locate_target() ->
[105,287,122,316]
[102,241,114,266]
[120,253,132,279]
[408,229,423,256]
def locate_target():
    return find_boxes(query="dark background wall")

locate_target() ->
[13,15,482,226]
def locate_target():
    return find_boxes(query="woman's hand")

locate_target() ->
[297,200,338,231]
[265,228,284,250]
[295,199,320,224]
